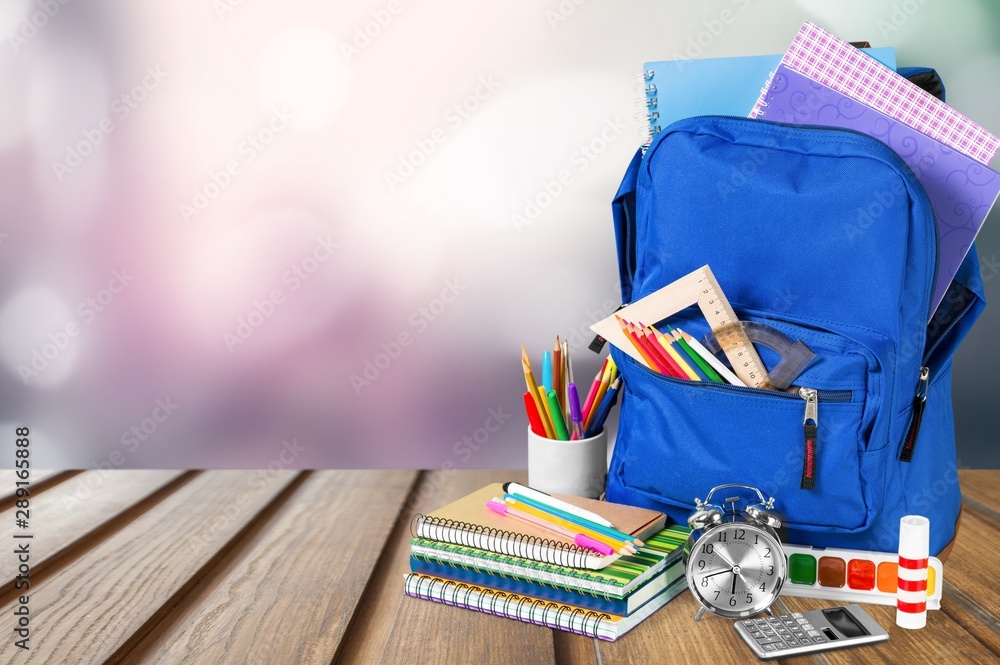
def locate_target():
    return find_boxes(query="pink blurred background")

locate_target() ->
[1,1,999,468]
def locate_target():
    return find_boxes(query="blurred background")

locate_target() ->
[0,0,998,468]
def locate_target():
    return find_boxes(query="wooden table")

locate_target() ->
[1,469,998,663]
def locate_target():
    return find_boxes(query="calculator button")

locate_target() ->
[792,612,803,618]
[762,644,776,652]
[802,623,814,630]
[743,620,754,626]
[799,637,812,645]
[758,636,784,645]
[774,643,788,650]
[786,639,800,646]
[754,618,767,624]
[797,617,809,624]
[808,630,822,637]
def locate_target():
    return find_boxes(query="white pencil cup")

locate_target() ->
[527,427,608,499]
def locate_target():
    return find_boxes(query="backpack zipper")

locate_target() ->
[898,366,931,462]
[799,387,819,489]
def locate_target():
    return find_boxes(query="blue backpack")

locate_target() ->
[604,114,985,556]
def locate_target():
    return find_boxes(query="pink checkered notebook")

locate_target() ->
[751,21,1000,165]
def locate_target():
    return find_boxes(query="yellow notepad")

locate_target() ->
[412,483,665,570]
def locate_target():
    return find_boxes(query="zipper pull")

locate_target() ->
[589,304,629,353]
[799,387,818,490]
[899,366,931,462]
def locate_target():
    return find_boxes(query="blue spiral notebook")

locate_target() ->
[641,48,896,145]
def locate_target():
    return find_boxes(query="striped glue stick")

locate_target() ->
[896,515,930,629]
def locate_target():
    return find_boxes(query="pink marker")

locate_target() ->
[486,500,614,556]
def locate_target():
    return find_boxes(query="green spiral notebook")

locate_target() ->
[409,525,689,600]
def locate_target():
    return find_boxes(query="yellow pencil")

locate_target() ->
[562,338,572,423]
[522,347,554,438]
[507,498,637,554]
[537,385,555,436]
[651,326,700,380]
[583,360,614,431]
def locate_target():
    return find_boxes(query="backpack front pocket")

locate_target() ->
[609,326,879,533]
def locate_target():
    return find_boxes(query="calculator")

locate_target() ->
[735,604,889,659]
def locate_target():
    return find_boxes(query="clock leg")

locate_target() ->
[693,607,707,622]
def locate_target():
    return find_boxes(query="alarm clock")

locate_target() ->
[685,484,787,621]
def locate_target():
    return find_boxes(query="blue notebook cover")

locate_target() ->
[410,555,684,616]
[642,48,896,141]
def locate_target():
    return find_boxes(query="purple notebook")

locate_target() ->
[754,65,1000,317]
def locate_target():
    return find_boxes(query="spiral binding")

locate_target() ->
[404,575,612,638]
[633,69,660,151]
[410,551,615,599]
[412,514,597,569]
[750,69,779,119]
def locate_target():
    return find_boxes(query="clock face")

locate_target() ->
[687,523,785,618]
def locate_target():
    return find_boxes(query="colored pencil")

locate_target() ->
[669,326,724,383]
[651,326,700,380]
[580,359,607,424]
[522,347,554,438]
[523,391,546,436]
[504,496,636,554]
[552,337,562,409]
[676,328,743,386]
[642,326,688,381]
[546,389,570,440]
[507,489,639,545]
[583,360,614,431]
[537,385,554,435]
[629,321,674,375]
[616,315,661,372]
[561,338,571,423]
[487,500,615,555]
[632,321,685,378]
[585,377,621,439]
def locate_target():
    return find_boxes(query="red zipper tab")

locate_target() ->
[899,367,930,462]
[799,388,818,490]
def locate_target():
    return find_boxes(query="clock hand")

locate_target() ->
[712,549,736,569]
[701,568,734,580]
[731,569,737,595]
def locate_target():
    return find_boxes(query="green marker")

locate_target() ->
[669,326,725,384]
[546,390,570,440]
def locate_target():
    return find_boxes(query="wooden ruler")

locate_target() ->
[590,265,773,390]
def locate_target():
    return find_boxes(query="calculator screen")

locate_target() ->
[822,608,868,638]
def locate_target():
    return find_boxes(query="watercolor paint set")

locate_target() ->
[781,544,943,609]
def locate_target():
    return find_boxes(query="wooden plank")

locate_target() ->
[0,469,301,664]
[961,470,1000,517]
[374,470,559,665]
[0,470,188,587]
[937,508,1000,656]
[0,470,76,509]
[552,631,598,665]
[120,470,417,664]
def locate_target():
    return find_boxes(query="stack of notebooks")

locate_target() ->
[403,483,690,641]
